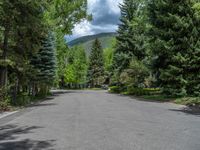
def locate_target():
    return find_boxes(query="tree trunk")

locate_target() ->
[0,28,9,88]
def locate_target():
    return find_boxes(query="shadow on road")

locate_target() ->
[169,107,200,117]
[29,102,57,108]
[0,124,55,150]
[51,90,81,96]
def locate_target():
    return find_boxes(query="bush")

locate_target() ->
[0,87,11,111]
[126,87,161,96]
[175,97,200,107]
[13,93,31,106]
[143,88,161,95]
[109,86,126,93]
[127,87,147,96]
[0,99,11,112]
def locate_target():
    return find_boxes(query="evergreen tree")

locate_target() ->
[87,39,105,88]
[186,2,200,96]
[31,32,56,94]
[112,0,146,73]
[148,0,197,97]
[0,0,48,90]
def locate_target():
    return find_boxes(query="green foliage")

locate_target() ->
[87,39,105,87]
[127,87,150,96]
[64,45,87,84]
[110,0,150,94]
[112,0,148,73]
[0,87,11,111]
[120,59,149,87]
[49,0,89,33]
[175,97,200,107]
[14,93,31,106]
[141,95,169,102]
[109,86,123,93]
[126,87,160,96]
[104,38,116,72]
[55,30,68,85]
[193,2,200,18]
[31,32,56,86]
[0,100,11,111]
[148,0,200,97]
[0,0,89,107]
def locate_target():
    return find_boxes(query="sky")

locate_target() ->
[66,0,123,42]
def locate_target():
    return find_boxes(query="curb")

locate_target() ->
[0,111,19,120]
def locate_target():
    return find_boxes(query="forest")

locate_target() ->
[1,0,200,111]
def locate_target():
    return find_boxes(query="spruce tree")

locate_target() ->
[112,0,146,73]
[31,32,56,94]
[148,0,196,97]
[0,0,48,90]
[186,2,200,96]
[87,39,105,88]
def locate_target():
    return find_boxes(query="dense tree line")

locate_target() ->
[111,0,200,98]
[0,0,88,108]
[1,0,199,109]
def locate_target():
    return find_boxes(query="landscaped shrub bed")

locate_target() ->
[109,85,161,96]
[109,86,127,93]
[126,86,161,96]
[175,97,200,108]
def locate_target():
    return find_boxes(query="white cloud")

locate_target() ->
[73,20,94,37]
[107,0,123,14]
[66,0,122,41]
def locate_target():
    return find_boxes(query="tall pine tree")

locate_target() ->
[112,0,146,73]
[148,0,198,97]
[87,39,105,88]
[186,2,200,96]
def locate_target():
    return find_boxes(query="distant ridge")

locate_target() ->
[67,32,117,47]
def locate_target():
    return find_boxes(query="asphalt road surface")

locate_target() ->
[0,90,200,150]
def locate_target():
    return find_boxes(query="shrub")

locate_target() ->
[175,97,200,107]
[143,88,161,95]
[14,93,31,106]
[126,87,161,96]
[109,86,125,93]
[127,87,147,96]
[0,98,11,112]
[0,87,11,111]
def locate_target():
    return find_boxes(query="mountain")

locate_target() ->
[67,32,117,47]
[67,32,117,56]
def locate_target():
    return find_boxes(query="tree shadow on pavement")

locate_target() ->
[29,102,57,108]
[0,124,55,150]
[51,90,82,96]
[169,107,200,117]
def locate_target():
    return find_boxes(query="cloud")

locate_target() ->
[66,0,123,42]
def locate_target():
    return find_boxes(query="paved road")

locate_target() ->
[0,90,200,150]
